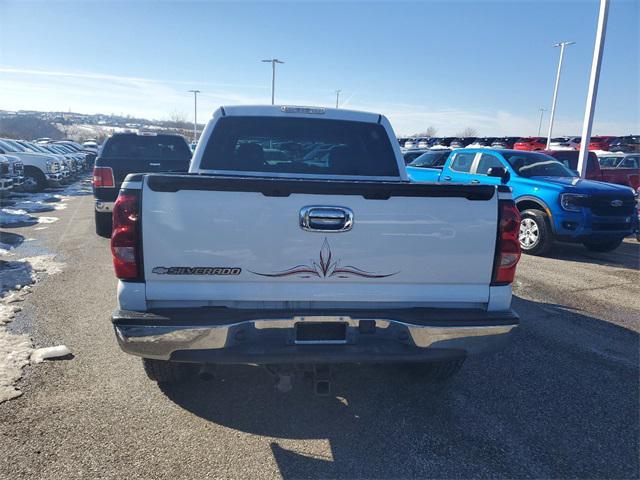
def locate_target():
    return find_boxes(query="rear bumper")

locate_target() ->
[112,307,519,363]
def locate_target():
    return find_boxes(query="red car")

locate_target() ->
[514,137,547,151]
[545,150,640,191]
[588,136,615,151]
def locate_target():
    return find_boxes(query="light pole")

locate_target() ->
[335,89,341,108]
[537,108,547,136]
[262,59,284,105]
[188,89,200,143]
[578,0,609,177]
[546,41,575,149]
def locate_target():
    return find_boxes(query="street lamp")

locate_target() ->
[546,41,575,149]
[262,59,284,105]
[335,89,341,109]
[188,89,200,143]
[537,108,547,136]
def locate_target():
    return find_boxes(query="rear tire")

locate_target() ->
[23,167,47,193]
[519,209,553,255]
[142,358,196,384]
[95,211,112,238]
[583,238,623,252]
[391,357,466,394]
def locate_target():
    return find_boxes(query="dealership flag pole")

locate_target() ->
[578,0,609,177]
[546,41,575,149]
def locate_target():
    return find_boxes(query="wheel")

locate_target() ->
[95,211,112,238]
[583,238,623,252]
[519,209,553,255]
[22,167,47,193]
[142,358,196,384]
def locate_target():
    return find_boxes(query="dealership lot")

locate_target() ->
[0,182,638,479]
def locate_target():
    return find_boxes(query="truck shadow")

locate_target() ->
[159,297,639,479]
[544,240,639,270]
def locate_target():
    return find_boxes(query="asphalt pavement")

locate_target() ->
[1,185,638,479]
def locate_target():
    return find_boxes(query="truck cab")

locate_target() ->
[408,149,637,255]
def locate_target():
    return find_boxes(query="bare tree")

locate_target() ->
[455,127,478,137]
[412,126,438,137]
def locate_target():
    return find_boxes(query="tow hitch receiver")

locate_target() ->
[265,364,334,396]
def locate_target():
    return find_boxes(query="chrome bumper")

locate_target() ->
[113,308,518,362]
[95,200,114,213]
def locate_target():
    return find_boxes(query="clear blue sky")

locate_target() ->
[0,0,638,135]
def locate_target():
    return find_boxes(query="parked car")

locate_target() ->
[82,140,99,152]
[402,138,416,149]
[514,137,547,151]
[588,136,616,151]
[491,137,520,149]
[407,150,451,170]
[548,137,580,151]
[0,139,63,192]
[407,149,637,254]
[110,105,521,389]
[93,132,192,237]
[430,137,457,149]
[0,157,13,192]
[402,149,431,164]
[0,153,24,191]
[416,137,432,149]
[450,137,476,149]
[466,137,498,148]
[546,150,640,191]
[609,135,640,153]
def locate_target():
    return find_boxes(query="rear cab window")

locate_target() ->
[449,152,476,172]
[200,116,399,177]
[101,135,192,164]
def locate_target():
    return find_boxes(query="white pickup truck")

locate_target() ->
[110,106,521,393]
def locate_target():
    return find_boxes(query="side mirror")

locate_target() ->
[487,166,510,183]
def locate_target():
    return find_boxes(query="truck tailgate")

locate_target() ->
[140,175,499,306]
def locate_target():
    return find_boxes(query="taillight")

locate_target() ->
[93,166,115,188]
[492,200,521,285]
[111,191,141,280]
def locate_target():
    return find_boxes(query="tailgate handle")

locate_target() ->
[149,163,161,167]
[300,206,353,232]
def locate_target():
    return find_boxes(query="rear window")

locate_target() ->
[408,151,449,168]
[200,116,399,177]
[101,135,191,160]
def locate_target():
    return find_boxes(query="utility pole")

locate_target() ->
[578,0,609,177]
[546,41,575,149]
[262,59,284,105]
[537,108,547,136]
[188,89,200,143]
[335,89,341,108]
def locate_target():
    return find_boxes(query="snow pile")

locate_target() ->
[0,329,32,402]
[0,209,37,228]
[31,345,71,363]
[0,254,66,403]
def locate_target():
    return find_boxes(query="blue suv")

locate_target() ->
[407,149,638,255]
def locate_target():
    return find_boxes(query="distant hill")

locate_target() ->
[0,110,203,143]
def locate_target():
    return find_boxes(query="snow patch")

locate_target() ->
[0,329,32,402]
[37,216,59,224]
[0,254,65,403]
[0,209,37,227]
